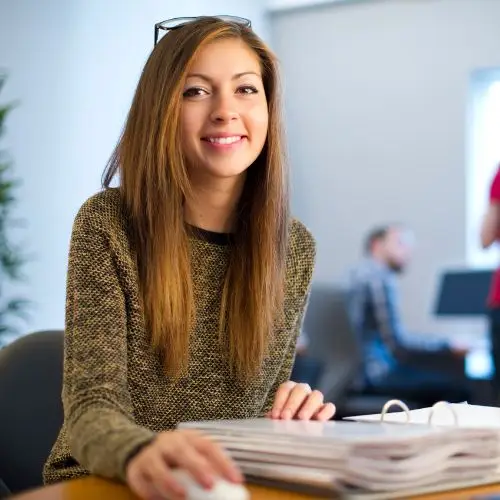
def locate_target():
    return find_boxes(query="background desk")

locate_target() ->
[10,477,500,500]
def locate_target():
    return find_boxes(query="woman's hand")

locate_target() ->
[268,381,336,421]
[126,429,243,500]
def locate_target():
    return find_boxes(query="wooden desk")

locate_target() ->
[10,477,500,500]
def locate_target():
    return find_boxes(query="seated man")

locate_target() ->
[347,224,470,405]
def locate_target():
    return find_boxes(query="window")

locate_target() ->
[466,69,500,268]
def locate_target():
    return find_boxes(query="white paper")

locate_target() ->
[345,402,500,428]
[178,416,500,497]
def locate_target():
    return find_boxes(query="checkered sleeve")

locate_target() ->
[370,275,448,352]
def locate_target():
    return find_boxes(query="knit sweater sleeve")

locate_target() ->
[261,220,316,414]
[260,287,312,416]
[63,196,155,482]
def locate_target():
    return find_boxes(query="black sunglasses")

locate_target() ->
[154,15,252,46]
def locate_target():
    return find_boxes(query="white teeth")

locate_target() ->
[207,136,242,145]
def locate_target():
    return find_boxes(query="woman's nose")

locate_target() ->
[210,95,239,123]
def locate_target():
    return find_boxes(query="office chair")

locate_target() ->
[0,330,64,496]
[304,286,421,418]
[303,286,389,416]
[304,286,362,401]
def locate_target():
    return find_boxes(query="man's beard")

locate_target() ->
[388,261,405,274]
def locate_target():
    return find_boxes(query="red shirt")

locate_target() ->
[488,165,500,307]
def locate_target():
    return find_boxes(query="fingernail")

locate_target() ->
[230,468,244,483]
[171,484,186,497]
[282,409,292,420]
[272,409,280,419]
[232,473,243,483]
[201,474,214,489]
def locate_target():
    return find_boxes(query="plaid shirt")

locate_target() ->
[347,258,448,384]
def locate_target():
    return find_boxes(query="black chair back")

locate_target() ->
[0,330,64,495]
[304,285,362,401]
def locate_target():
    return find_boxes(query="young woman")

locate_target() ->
[43,16,334,500]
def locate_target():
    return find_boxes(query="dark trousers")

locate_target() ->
[0,477,11,498]
[369,363,470,407]
[488,308,500,404]
[291,352,323,389]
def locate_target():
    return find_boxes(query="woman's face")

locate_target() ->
[180,38,269,184]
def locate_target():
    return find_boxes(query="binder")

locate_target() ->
[178,401,500,499]
[344,399,500,428]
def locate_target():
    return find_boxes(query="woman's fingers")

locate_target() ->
[313,402,336,421]
[275,382,312,420]
[296,390,324,420]
[191,433,243,483]
[125,430,243,500]
[271,381,297,419]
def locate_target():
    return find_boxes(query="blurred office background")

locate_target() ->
[1,0,500,404]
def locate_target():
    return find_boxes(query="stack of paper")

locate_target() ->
[178,414,500,499]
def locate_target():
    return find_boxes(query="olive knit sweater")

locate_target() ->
[43,188,315,484]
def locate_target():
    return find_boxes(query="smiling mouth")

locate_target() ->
[201,135,246,145]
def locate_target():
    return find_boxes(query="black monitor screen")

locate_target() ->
[435,269,493,316]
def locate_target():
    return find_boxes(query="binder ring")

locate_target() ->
[428,401,458,426]
[380,399,411,422]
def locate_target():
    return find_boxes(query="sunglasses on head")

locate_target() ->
[154,15,252,46]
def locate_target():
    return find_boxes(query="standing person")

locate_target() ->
[43,16,335,500]
[480,164,500,404]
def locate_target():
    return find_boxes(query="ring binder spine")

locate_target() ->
[427,401,458,426]
[379,399,459,426]
[380,399,411,422]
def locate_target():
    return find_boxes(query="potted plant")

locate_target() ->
[0,74,29,347]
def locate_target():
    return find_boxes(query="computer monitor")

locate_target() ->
[434,269,493,317]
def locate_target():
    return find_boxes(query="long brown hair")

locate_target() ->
[103,17,289,381]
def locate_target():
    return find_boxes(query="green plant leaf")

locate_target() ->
[1,298,31,320]
[0,74,29,340]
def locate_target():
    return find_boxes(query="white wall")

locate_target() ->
[268,0,344,11]
[3,0,498,341]
[270,0,500,340]
[0,1,269,333]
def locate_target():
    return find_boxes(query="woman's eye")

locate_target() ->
[183,87,208,98]
[237,85,258,95]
